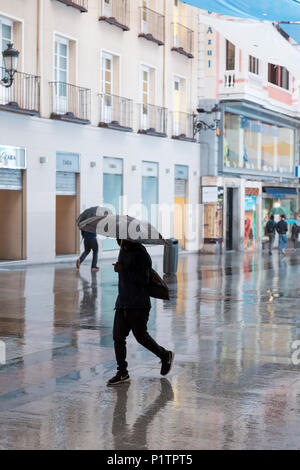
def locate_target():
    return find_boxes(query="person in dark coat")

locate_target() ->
[276,215,289,256]
[107,239,174,386]
[76,230,99,272]
[265,215,276,255]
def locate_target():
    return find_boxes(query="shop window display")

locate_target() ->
[203,188,224,242]
[224,112,295,175]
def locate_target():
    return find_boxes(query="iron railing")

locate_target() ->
[50,82,91,123]
[99,93,133,130]
[171,23,194,58]
[138,7,165,45]
[138,103,168,136]
[171,112,195,141]
[55,0,88,12]
[0,67,40,114]
[99,0,130,31]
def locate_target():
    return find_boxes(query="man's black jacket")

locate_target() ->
[276,220,288,235]
[115,243,152,310]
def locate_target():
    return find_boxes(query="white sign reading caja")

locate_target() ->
[56,152,80,173]
[0,145,26,169]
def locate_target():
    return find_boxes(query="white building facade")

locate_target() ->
[0,0,201,264]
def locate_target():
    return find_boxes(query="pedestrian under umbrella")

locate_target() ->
[76,206,112,272]
[79,213,174,385]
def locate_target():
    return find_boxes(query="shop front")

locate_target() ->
[220,101,299,250]
[201,180,224,253]
[0,145,26,260]
[262,186,298,238]
[56,152,80,255]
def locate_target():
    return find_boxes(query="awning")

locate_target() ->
[279,22,300,43]
[182,0,300,21]
[198,13,300,77]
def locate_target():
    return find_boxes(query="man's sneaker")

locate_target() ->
[160,351,175,376]
[282,249,287,257]
[107,372,130,386]
[76,259,80,270]
[91,267,100,272]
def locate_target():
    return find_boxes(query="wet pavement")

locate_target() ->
[1,250,300,450]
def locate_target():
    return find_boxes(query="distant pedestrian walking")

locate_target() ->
[276,215,289,256]
[292,223,300,250]
[265,215,276,255]
[76,230,99,272]
[107,239,174,386]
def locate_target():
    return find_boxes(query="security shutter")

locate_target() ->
[175,179,187,197]
[0,168,22,190]
[56,171,76,195]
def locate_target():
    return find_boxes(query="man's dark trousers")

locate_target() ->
[113,308,168,374]
[80,238,98,268]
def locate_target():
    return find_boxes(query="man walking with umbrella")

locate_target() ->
[276,214,289,256]
[107,239,174,386]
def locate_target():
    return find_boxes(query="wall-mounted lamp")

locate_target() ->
[39,156,48,164]
[166,168,170,174]
[193,104,221,136]
[90,161,97,168]
[0,43,19,88]
[131,165,137,172]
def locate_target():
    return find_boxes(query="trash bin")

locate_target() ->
[163,238,179,275]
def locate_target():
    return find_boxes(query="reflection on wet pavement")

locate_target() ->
[1,251,300,449]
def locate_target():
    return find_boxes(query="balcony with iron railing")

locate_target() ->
[99,93,133,132]
[137,103,168,137]
[171,23,194,59]
[55,0,88,12]
[171,112,196,142]
[0,68,40,116]
[50,82,91,124]
[138,7,165,46]
[99,0,130,31]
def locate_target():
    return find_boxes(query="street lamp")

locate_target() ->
[1,43,19,88]
[193,105,221,136]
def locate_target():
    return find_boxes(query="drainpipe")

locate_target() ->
[163,0,167,111]
[37,0,43,115]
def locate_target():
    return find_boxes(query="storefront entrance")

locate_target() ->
[103,157,123,252]
[56,152,80,255]
[226,187,240,251]
[0,146,26,261]
[262,187,298,242]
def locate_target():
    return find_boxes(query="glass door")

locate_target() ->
[103,157,123,251]
[173,77,181,135]
[141,65,150,129]
[141,0,148,34]
[142,162,159,227]
[102,53,113,123]
[54,36,69,114]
